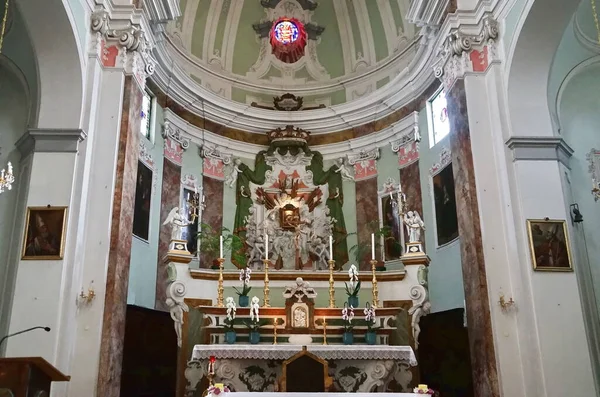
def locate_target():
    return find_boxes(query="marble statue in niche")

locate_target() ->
[404,211,425,243]
[382,194,402,260]
[163,206,193,241]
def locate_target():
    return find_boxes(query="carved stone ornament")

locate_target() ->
[391,125,421,153]
[199,145,232,166]
[346,148,380,166]
[139,141,154,168]
[378,177,400,195]
[429,147,451,175]
[267,125,311,143]
[166,276,189,348]
[407,285,430,350]
[181,174,199,190]
[162,121,190,150]
[433,15,500,90]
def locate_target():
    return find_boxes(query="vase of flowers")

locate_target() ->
[342,302,354,345]
[245,296,266,344]
[345,264,360,308]
[234,267,252,307]
[364,302,378,345]
[224,297,237,344]
[207,383,230,396]
[413,384,435,394]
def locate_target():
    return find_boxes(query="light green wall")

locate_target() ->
[128,105,165,308]
[389,0,404,33]
[191,0,211,58]
[232,0,264,75]
[417,109,465,313]
[376,76,390,90]
[557,63,600,317]
[366,0,389,62]
[313,0,346,78]
[67,0,87,47]
[339,159,357,268]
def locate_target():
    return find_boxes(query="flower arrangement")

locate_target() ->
[413,384,435,394]
[223,297,236,330]
[233,267,252,297]
[345,264,361,296]
[341,302,355,332]
[207,383,230,395]
[364,302,378,331]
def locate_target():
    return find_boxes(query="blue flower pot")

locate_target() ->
[225,330,236,344]
[238,295,249,307]
[249,330,260,344]
[343,331,354,345]
[348,295,359,308]
[365,331,377,345]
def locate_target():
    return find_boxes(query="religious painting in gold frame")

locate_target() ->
[280,203,300,230]
[21,206,67,260]
[526,219,573,272]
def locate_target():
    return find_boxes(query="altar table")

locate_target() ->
[187,345,417,394]
[216,393,424,397]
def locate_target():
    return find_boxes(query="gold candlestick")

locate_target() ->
[216,258,225,307]
[322,319,327,345]
[370,259,379,308]
[273,318,278,345]
[328,259,336,308]
[263,259,270,307]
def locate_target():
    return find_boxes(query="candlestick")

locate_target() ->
[370,259,379,308]
[328,259,335,308]
[265,234,269,261]
[219,235,223,259]
[273,318,278,345]
[216,258,225,307]
[322,319,327,345]
[329,236,333,259]
[371,233,375,260]
[263,259,270,308]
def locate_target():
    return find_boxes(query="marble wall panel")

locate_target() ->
[355,176,380,271]
[199,175,224,268]
[446,79,499,397]
[97,76,142,397]
[399,160,424,249]
[155,158,182,311]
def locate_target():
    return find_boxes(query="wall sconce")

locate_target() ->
[499,294,515,311]
[78,281,96,306]
[570,203,583,224]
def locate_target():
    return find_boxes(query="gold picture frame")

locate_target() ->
[526,219,573,272]
[21,206,68,260]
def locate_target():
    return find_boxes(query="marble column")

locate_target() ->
[446,79,499,397]
[97,76,143,397]
[200,175,224,267]
[355,177,379,270]
[155,158,182,310]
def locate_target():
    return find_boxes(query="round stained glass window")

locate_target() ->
[273,20,299,44]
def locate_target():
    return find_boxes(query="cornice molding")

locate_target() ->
[163,109,420,161]
[162,120,190,150]
[347,148,380,165]
[16,129,87,157]
[199,145,233,166]
[407,0,450,28]
[505,136,574,168]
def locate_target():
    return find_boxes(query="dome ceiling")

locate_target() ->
[164,0,417,108]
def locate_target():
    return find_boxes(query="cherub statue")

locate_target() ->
[309,236,330,270]
[166,297,189,347]
[248,234,265,269]
[225,158,242,188]
[333,157,355,181]
[163,207,192,241]
[250,296,261,321]
[403,210,425,243]
[408,300,431,350]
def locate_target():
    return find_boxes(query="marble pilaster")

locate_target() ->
[446,79,499,397]
[97,76,143,397]
[200,175,224,268]
[355,177,380,270]
[155,158,182,310]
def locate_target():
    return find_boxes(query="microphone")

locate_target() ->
[0,326,51,348]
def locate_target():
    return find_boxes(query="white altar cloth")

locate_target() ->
[212,393,423,397]
[191,344,418,366]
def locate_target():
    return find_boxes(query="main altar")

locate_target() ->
[162,125,431,397]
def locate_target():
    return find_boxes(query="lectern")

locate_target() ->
[0,357,70,397]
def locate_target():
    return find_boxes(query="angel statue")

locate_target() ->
[166,297,189,347]
[403,210,425,243]
[408,300,431,350]
[225,158,243,188]
[163,207,192,241]
[333,157,355,181]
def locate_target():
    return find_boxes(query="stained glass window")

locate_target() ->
[141,90,153,139]
[428,89,450,146]
[273,20,299,44]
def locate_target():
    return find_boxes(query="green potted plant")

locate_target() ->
[234,267,252,307]
[344,264,361,308]
[341,302,354,345]
[347,221,400,271]
[363,302,378,345]
[197,224,247,268]
[223,296,237,344]
[245,296,267,344]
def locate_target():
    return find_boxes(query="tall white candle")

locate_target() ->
[265,234,269,261]
[329,236,333,259]
[219,235,223,259]
[371,233,375,260]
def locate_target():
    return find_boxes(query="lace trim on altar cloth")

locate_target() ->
[191,344,417,366]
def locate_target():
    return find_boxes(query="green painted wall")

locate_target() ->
[376,76,390,90]
[345,0,364,58]
[232,0,264,75]
[314,0,346,78]
[128,104,165,308]
[212,0,231,56]
[417,109,464,313]
[191,0,211,59]
[389,0,404,34]
[366,0,389,62]
[338,159,358,268]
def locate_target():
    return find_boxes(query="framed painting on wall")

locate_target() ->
[181,187,199,255]
[526,219,573,272]
[432,163,459,246]
[133,160,153,241]
[22,206,67,260]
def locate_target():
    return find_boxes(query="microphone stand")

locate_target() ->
[0,326,51,349]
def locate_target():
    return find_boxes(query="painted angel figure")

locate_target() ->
[403,210,425,243]
[333,157,355,181]
[225,158,242,188]
[163,207,192,241]
[166,297,189,347]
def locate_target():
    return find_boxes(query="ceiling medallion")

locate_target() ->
[269,17,307,63]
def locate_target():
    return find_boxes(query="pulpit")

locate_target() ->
[0,357,70,397]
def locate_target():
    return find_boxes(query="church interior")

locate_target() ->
[0,0,599,396]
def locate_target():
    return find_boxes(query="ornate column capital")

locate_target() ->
[347,148,380,181]
[433,15,500,90]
